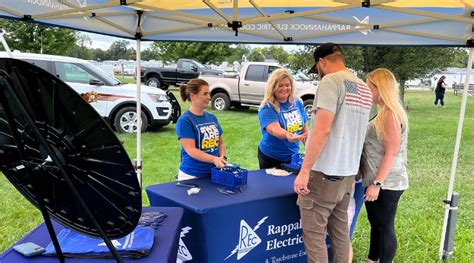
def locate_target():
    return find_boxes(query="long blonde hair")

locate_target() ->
[260,68,297,112]
[367,68,408,141]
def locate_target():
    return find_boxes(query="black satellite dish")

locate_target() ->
[0,58,142,262]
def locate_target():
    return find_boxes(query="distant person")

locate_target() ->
[294,43,371,263]
[257,68,309,169]
[434,75,447,108]
[176,79,227,180]
[362,68,409,263]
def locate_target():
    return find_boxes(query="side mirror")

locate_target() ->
[89,79,105,86]
[191,66,198,72]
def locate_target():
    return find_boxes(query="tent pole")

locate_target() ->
[439,47,473,260]
[135,39,142,188]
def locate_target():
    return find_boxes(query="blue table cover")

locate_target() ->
[146,170,364,263]
[0,207,183,263]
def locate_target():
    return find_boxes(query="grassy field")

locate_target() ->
[1,91,473,262]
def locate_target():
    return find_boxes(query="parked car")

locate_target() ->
[140,58,223,89]
[200,62,317,116]
[0,52,181,133]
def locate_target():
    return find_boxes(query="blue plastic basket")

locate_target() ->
[211,167,248,190]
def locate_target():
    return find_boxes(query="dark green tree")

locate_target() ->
[261,46,289,65]
[149,42,232,64]
[226,44,251,63]
[90,48,107,61]
[65,33,92,60]
[0,19,76,55]
[105,40,130,60]
[248,48,265,62]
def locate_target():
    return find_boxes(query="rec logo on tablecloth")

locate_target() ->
[225,216,268,261]
[177,226,192,262]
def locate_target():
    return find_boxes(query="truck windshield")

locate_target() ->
[83,63,121,86]
[194,61,206,68]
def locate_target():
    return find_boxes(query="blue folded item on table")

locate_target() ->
[44,226,154,258]
[282,153,305,173]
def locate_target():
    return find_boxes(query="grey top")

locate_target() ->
[361,119,409,190]
[310,70,372,176]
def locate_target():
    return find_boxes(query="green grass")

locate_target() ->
[1,91,473,262]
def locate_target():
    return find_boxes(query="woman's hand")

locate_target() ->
[212,156,227,168]
[364,185,380,202]
[286,132,302,143]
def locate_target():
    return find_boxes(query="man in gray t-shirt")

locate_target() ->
[294,43,371,263]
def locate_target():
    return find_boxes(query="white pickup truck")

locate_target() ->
[200,62,317,116]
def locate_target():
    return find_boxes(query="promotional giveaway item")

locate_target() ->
[0,58,142,262]
[44,226,154,259]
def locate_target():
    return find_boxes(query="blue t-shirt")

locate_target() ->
[176,111,223,177]
[258,99,308,162]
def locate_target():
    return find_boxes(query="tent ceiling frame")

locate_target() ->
[146,14,211,27]
[129,3,224,25]
[1,0,471,44]
[46,12,137,18]
[241,4,359,25]
[0,6,22,17]
[250,0,288,41]
[95,16,135,36]
[203,0,233,24]
[375,5,474,24]
[300,15,464,43]
[32,0,141,20]
[233,0,239,21]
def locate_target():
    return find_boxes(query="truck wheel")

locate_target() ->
[211,93,230,111]
[114,106,148,133]
[303,99,314,118]
[146,77,161,88]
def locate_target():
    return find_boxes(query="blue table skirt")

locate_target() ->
[147,170,364,263]
[0,207,183,263]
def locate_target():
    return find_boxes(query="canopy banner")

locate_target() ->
[0,0,472,45]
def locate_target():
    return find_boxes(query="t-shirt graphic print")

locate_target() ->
[197,123,220,153]
[344,80,372,110]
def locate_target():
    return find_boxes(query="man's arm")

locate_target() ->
[294,108,335,195]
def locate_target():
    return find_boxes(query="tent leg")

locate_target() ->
[442,192,459,261]
[135,39,142,189]
[438,48,474,260]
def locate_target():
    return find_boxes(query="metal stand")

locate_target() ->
[442,192,459,261]
[0,75,124,263]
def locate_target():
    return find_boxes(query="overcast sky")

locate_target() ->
[85,32,299,52]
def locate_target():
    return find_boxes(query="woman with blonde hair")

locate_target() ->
[257,68,309,169]
[362,68,409,263]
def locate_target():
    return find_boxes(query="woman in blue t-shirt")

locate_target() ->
[176,79,227,180]
[258,68,309,169]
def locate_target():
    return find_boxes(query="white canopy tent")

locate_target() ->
[0,0,472,259]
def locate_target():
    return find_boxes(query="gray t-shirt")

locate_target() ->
[309,70,371,176]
